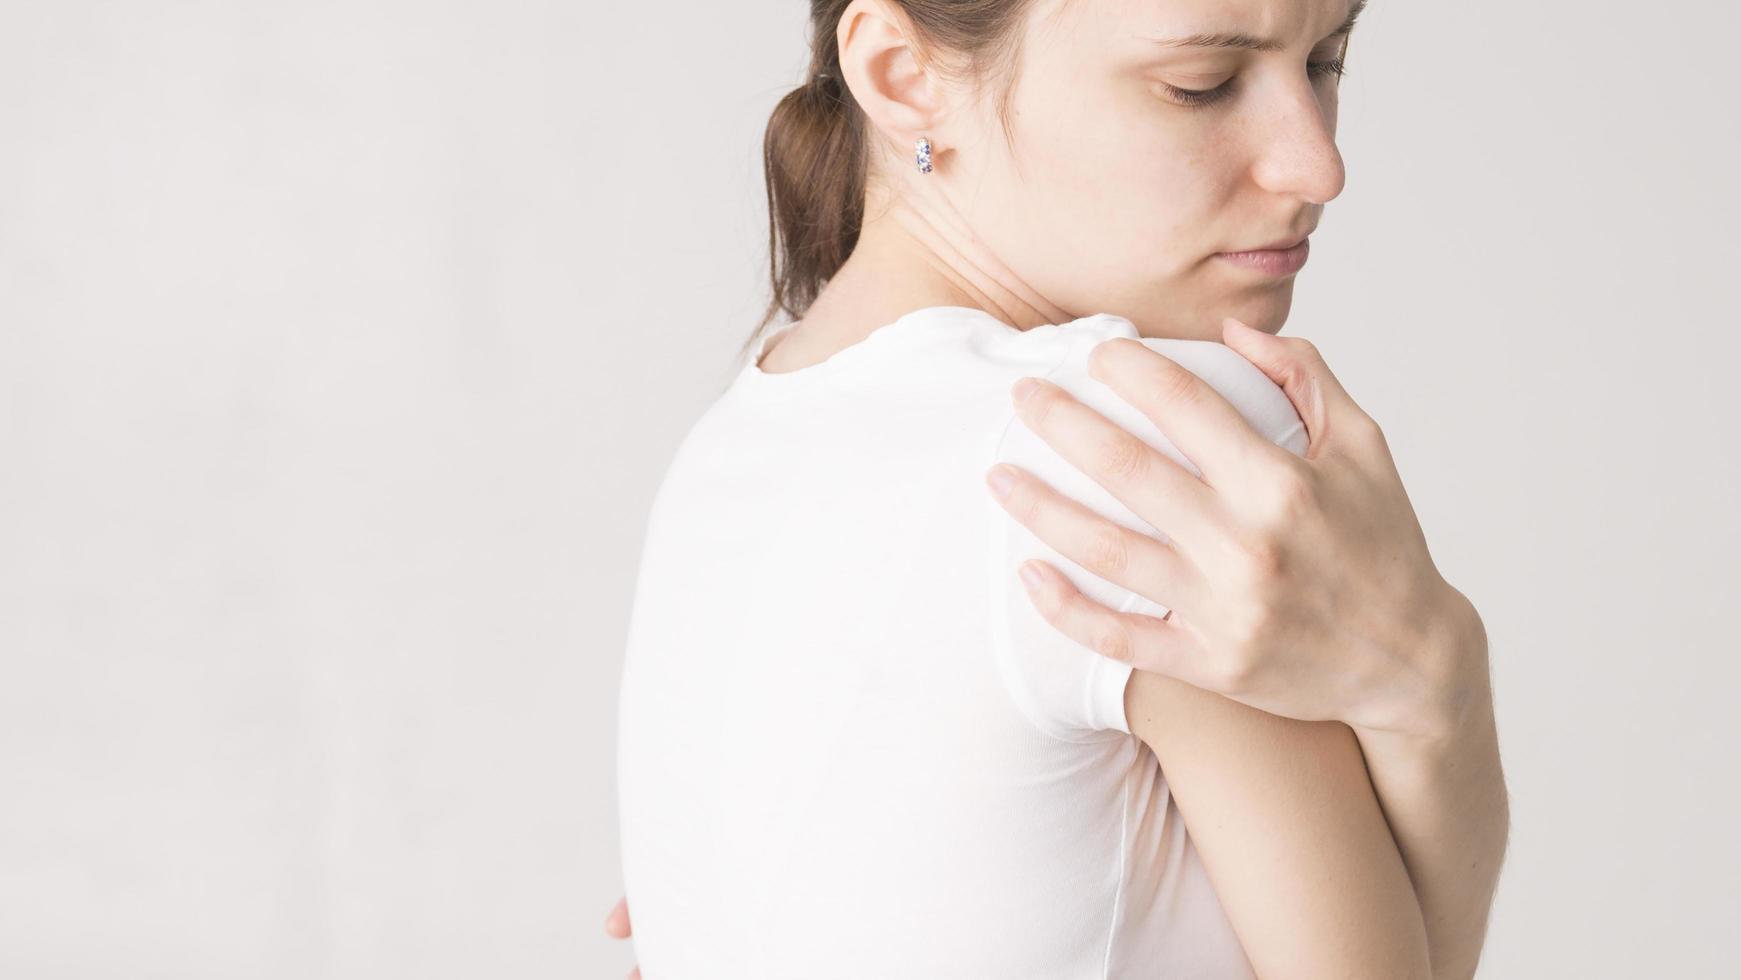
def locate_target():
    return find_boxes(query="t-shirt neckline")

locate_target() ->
[739,305,1010,386]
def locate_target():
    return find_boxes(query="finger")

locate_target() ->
[1012,376,1226,557]
[1083,336,1279,490]
[1019,557,1219,690]
[1220,318,1364,455]
[986,461,1204,614]
[628,969,641,980]
[604,895,631,939]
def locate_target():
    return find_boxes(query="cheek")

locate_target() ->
[1069,108,1228,272]
[959,86,1228,301]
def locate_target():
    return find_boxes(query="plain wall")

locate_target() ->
[1,0,1736,976]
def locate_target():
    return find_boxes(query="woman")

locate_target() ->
[611,0,1509,976]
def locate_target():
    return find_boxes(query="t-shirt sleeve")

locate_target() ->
[986,326,1309,742]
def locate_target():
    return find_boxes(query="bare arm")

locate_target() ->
[1351,595,1510,980]
[1126,669,1432,980]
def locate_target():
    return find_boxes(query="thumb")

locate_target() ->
[1220,316,1357,448]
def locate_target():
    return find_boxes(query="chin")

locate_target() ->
[1229,289,1296,335]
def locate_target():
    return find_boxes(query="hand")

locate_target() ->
[984,317,1487,742]
[603,895,640,980]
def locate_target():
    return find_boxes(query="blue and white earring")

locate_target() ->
[914,136,933,174]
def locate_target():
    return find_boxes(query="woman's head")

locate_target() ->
[759,0,1359,340]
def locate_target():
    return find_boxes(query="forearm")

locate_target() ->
[1357,599,1511,980]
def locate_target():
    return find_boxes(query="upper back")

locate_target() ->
[615,306,1304,977]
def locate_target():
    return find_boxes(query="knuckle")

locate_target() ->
[1351,411,1388,450]
[1252,470,1318,532]
[1156,363,1204,406]
[1090,617,1134,663]
[1095,432,1150,484]
[1078,522,1130,579]
[1272,340,1321,391]
[1233,529,1287,580]
[1285,335,1322,362]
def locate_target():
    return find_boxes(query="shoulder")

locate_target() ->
[984,313,1307,740]
[988,314,1308,551]
[1037,322,1307,457]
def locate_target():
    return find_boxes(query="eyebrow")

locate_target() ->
[1141,0,1368,52]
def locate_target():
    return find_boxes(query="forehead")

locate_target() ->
[1036,0,1356,48]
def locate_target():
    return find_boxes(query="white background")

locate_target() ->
[2,0,1736,976]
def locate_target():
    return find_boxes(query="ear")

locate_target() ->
[836,0,949,154]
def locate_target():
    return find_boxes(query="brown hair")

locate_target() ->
[744,0,1046,362]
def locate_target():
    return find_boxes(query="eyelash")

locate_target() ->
[1164,57,1348,109]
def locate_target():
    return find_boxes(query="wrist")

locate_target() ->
[1360,582,1493,749]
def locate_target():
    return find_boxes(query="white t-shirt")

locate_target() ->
[616,305,1309,978]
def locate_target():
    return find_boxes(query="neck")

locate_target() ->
[798,182,1075,340]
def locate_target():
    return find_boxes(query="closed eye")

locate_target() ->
[1163,58,1348,109]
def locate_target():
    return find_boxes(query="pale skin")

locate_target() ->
[610,0,1509,976]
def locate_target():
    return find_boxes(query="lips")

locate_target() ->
[1214,236,1310,276]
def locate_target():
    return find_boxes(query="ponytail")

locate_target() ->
[753,1,866,342]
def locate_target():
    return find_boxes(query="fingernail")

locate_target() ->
[1019,562,1045,590]
[1012,377,1040,407]
[985,465,1015,500]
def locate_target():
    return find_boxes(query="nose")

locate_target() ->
[1250,80,1347,206]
